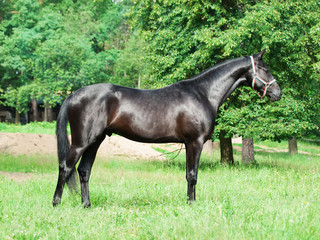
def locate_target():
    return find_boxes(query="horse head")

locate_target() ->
[245,49,282,101]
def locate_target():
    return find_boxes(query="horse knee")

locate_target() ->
[186,170,197,185]
[77,168,90,182]
[58,162,72,179]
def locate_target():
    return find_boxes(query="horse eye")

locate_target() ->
[258,65,268,71]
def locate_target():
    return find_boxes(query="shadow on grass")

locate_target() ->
[91,194,175,209]
[148,154,221,172]
[151,147,320,174]
[73,150,320,208]
[233,150,320,172]
[302,138,320,146]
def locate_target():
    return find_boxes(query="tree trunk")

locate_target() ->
[44,103,48,122]
[44,102,53,122]
[203,139,213,155]
[219,130,234,165]
[242,138,254,164]
[31,98,39,122]
[48,107,53,122]
[289,137,298,154]
[138,74,141,89]
[15,109,20,125]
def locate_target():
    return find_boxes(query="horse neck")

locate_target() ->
[196,57,250,108]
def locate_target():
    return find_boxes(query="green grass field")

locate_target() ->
[1,150,320,239]
[0,123,319,239]
[0,122,70,135]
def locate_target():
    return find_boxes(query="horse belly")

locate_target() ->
[108,111,180,143]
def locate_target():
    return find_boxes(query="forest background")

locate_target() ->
[0,0,319,155]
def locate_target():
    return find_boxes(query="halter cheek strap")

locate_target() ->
[250,56,276,98]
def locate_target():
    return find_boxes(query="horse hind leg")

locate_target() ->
[52,145,86,206]
[77,135,105,208]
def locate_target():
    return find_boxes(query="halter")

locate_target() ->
[250,56,276,98]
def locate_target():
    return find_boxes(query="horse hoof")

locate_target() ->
[52,199,61,207]
[83,202,91,208]
[84,204,91,208]
[187,198,196,205]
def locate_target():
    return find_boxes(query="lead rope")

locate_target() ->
[158,144,185,160]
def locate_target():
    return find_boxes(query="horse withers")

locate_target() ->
[53,49,282,207]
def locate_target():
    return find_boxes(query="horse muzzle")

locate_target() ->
[268,82,282,101]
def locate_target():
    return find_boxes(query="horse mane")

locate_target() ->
[170,56,249,90]
[189,56,249,81]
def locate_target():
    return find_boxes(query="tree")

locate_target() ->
[112,33,151,88]
[131,0,235,87]
[288,137,298,155]
[217,89,317,158]
[131,0,319,163]
[2,84,38,124]
[215,0,320,150]
[242,138,254,164]
[0,0,132,122]
[0,0,43,89]
[219,130,234,165]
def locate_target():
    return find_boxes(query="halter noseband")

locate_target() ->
[250,56,276,98]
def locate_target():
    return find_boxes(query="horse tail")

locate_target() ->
[56,97,78,194]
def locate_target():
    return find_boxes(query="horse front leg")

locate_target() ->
[185,139,203,202]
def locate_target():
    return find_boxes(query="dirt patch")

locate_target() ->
[0,132,57,156]
[0,171,55,183]
[0,132,170,160]
[1,133,318,160]
[0,171,38,183]
[0,132,178,182]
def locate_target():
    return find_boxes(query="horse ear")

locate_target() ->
[258,48,266,59]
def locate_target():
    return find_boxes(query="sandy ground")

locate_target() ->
[0,132,219,182]
[1,132,317,160]
[0,132,171,160]
[0,132,173,182]
[1,132,318,182]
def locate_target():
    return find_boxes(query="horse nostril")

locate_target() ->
[276,91,282,101]
[270,90,282,101]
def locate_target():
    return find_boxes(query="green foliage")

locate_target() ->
[112,33,151,88]
[214,0,320,139]
[0,0,131,107]
[1,83,45,114]
[131,0,231,87]
[217,89,318,141]
[0,0,42,88]
[2,86,29,114]
[0,0,319,141]
[32,34,106,100]
[131,0,320,140]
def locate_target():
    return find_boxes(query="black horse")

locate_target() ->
[53,50,281,207]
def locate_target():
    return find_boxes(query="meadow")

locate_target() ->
[0,123,319,239]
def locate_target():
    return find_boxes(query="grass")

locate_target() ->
[0,123,319,239]
[254,139,320,155]
[0,153,57,173]
[0,121,71,135]
[0,150,320,239]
